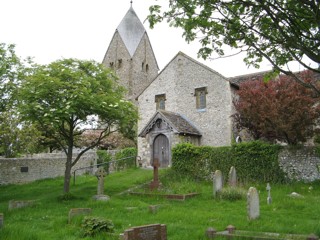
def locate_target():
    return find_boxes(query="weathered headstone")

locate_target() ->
[92,167,110,201]
[266,183,272,204]
[121,224,167,240]
[149,205,160,214]
[8,200,35,210]
[68,208,92,224]
[213,170,223,197]
[205,227,216,239]
[228,166,237,187]
[150,159,161,191]
[247,187,260,220]
[0,213,3,228]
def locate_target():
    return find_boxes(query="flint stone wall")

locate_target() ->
[279,147,320,182]
[0,151,97,185]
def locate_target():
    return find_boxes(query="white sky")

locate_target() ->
[0,0,311,77]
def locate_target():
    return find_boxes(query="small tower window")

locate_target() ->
[194,87,207,110]
[117,59,122,68]
[155,94,166,110]
[146,64,149,72]
[109,62,114,68]
[142,62,144,71]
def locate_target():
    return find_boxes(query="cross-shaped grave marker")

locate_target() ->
[95,166,107,195]
[150,158,161,191]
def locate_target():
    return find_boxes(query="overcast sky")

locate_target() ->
[1,0,311,77]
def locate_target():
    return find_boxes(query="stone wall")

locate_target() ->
[279,147,320,182]
[0,151,97,185]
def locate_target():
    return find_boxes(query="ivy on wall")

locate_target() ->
[172,141,285,183]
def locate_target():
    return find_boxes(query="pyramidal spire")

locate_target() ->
[117,6,146,57]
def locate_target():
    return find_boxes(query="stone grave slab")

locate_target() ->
[68,208,92,224]
[8,200,36,210]
[121,223,167,240]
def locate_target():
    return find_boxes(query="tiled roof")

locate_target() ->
[229,70,272,88]
[160,111,202,136]
[139,110,202,137]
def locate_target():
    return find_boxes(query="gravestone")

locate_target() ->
[68,208,92,224]
[8,200,35,210]
[92,167,110,201]
[266,183,272,204]
[247,187,260,220]
[149,205,160,214]
[0,213,3,228]
[228,166,237,187]
[150,159,161,191]
[213,170,223,197]
[121,224,167,240]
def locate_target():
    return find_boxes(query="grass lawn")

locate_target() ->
[0,168,320,239]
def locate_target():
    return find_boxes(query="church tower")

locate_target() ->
[102,5,159,101]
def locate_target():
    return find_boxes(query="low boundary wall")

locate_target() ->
[0,151,97,185]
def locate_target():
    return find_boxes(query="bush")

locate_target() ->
[82,216,114,237]
[217,187,246,201]
[97,150,112,172]
[115,147,137,169]
[172,141,286,183]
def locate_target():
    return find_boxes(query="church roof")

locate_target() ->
[228,70,272,88]
[139,110,202,137]
[117,7,146,57]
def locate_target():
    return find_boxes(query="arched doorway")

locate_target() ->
[153,134,169,167]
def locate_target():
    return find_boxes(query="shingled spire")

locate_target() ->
[102,5,159,101]
[117,6,146,57]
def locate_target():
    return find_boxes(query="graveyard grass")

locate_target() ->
[1,168,320,240]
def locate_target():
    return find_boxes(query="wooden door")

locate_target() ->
[153,134,169,167]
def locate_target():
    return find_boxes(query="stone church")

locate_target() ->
[102,5,239,167]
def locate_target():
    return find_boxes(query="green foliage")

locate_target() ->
[233,72,320,145]
[17,58,138,193]
[218,187,246,201]
[81,216,114,237]
[97,150,112,172]
[148,1,320,94]
[115,147,137,169]
[172,141,285,183]
[231,141,285,183]
[57,192,77,202]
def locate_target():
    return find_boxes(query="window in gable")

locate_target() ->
[155,94,166,110]
[194,87,207,110]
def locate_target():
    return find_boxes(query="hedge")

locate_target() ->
[172,141,286,183]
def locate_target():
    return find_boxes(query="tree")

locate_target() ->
[148,0,320,93]
[0,43,37,157]
[18,58,138,194]
[0,111,42,157]
[0,43,31,111]
[233,70,320,145]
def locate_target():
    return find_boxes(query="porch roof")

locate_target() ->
[139,110,202,137]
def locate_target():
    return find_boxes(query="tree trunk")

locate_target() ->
[63,148,73,194]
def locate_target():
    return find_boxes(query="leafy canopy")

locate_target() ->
[148,0,320,93]
[18,58,138,193]
[233,70,320,145]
